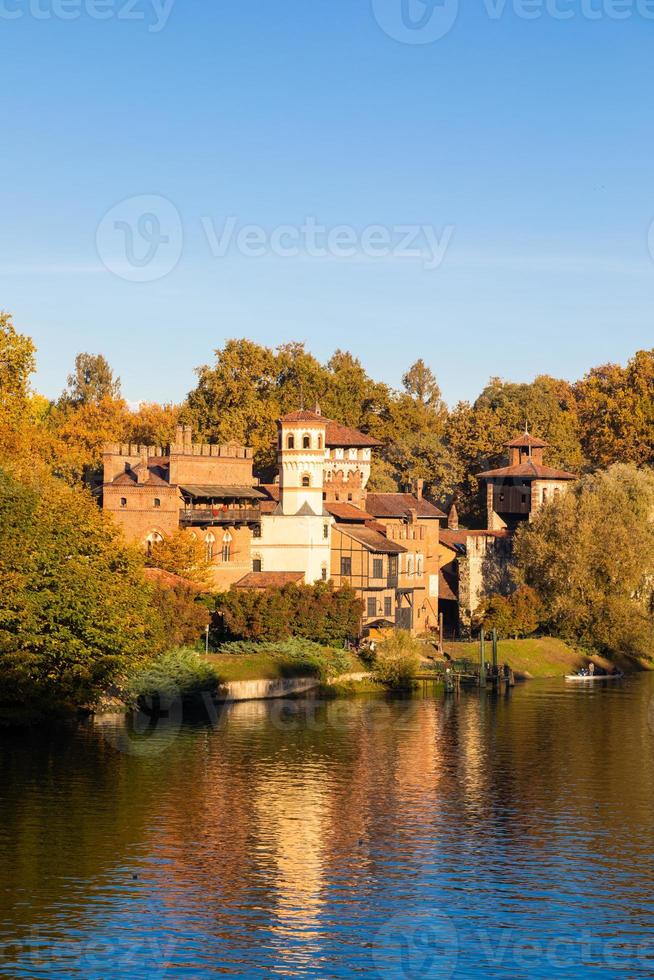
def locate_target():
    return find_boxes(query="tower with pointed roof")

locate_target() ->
[478,430,577,531]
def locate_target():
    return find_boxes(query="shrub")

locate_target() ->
[150,582,210,649]
[371,631,421,689]
[214,582,363,645]
[124,647,219,703]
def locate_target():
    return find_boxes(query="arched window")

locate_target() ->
[154,498,161,508]
[303,434,311,449]
[221,531,232,562]
[145,531,163,557]
[554,487,561,498]
[542,488,548,504]
[302,474,311,487]
[416,554,423,577]
[120,497,127,508]
[205,532,216,561]
[318,435,323,449]
[406,555,414,577]
[287,435,295,449]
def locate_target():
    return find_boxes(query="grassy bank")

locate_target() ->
[442,636,634,678]
[205,641,368,683]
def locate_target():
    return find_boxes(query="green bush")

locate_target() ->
[124,648,219,703]
[371,631,421,689]
[475,586,542,639]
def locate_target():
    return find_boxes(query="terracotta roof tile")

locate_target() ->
[324,420,383,448]
[505,432,549,448]
[279,410,326,423]
[477,461,577,480]
[365,493,446,519]
[335,524,407,554]
[324,502,370,522]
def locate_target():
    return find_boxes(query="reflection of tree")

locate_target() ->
[5,681,654,973]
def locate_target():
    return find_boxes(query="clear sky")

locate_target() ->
[2,0,653,407]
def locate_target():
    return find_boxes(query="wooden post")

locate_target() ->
[492,628,498,672]
[439,612,444,656]
[479,628,486,688]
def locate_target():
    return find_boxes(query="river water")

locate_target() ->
[2,675,654,979]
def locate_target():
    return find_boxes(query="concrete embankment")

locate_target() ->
[216,672,374,702]
[217,676,321,702]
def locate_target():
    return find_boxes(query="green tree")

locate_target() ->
[0,464,157,712]
[514,464,654,660]
[60,352,121,406]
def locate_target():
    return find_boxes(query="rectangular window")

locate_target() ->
[384,596,392,618]
[321,566,328,581]
[367,597,377,619]
[120,497,127,508]
[372,558,384,579]
[323,524,329,539]
[341,556,352,577]
[154,498,161,508]
[252,559,262,572]
[252,524,261,538]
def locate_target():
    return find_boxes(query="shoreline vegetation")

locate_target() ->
[2,313,654,723]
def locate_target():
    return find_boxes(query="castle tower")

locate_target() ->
[478,430,577,531]
[277,410,327,516]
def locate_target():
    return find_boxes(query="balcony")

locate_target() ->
[180,506,261,527]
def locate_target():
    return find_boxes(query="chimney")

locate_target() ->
[314,402,321,416]
[408,507,418,525]
[174,424,184,447]
[183,425,193,452]
[137,448,149,485]
[448,503,459,531]
[415,478,424,500]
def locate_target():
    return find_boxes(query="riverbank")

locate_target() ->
[443,636,651,678]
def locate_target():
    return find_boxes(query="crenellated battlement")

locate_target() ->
[386,524,426,542]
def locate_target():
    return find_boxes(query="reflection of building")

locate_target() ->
[478,431,577,531]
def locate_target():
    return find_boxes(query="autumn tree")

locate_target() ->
[514,464,654,660]
[575,350,654,468]
[0,312,37,456]
[475,586,542,639]
[146,529,212,584]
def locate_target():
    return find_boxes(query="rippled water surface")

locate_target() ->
[2,676,654,978]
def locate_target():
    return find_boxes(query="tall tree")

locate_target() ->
[0,312,36,455]
[60,352,121,407]
[514,464,654,660]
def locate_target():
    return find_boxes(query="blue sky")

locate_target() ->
[1,0,653,407]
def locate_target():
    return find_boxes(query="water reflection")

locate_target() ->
[1,678,654,977]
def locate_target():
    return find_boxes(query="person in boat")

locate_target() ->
[589,661,595,676]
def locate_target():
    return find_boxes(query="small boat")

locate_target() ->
[565,672,623,682]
